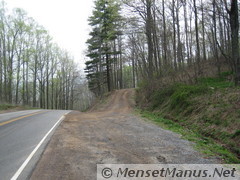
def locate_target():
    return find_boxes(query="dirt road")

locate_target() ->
[31,89,216,180]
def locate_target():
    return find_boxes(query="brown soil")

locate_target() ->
[30,89,217,180]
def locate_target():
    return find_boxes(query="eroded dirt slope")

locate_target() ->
[31,89,217,180]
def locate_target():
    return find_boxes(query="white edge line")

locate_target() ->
[11,112,70,180]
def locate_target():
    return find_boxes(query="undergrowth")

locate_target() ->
[136,72,240,163]
[0,104,37,111]
[0,104,16,111]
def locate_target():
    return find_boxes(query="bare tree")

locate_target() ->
[225,0,239,85]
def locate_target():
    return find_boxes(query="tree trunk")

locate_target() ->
[226,0,239,85]
[146,0,154,79]
[118,36,123,89]
[213,0,221,75]
[172,0,177,70]
[0,38,2,102]
[176,0,183,68]
[106,53,111,92]
[183,0,190,65]
[162,0,168,69]
[16,56,21,104]
[193,0,201,75]
[33,54,37,107]
[201,0,207,61]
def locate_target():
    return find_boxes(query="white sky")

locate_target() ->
[5,0,94,69]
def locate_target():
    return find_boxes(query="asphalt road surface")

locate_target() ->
[0,110,71,180]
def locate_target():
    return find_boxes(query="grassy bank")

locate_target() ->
[136,72,240,163]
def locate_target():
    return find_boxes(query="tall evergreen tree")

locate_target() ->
[85,0,122,95]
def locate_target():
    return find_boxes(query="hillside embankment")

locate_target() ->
[136,71,240,163]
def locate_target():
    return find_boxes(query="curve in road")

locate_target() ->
[0,110,71,180]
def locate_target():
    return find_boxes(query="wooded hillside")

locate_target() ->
[85,0,239,94]
[84,0,240,162]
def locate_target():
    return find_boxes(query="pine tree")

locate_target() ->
[85,0,122,95]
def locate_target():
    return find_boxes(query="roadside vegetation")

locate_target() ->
[0,104,16,111]
[136,71,240,163]
[0,103,37,113]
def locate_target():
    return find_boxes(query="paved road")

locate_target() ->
[0,110,71,180]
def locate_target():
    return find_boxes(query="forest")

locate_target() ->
[0,0,239,112]
[85,0,240,162]
[0,1,93,110]
[0,0,239,163]
[85,0,239,95]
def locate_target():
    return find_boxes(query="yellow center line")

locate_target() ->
[0,111,45,126]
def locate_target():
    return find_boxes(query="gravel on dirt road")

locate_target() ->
[30,89,218,180]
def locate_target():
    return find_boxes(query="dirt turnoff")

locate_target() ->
[31,89,217,180]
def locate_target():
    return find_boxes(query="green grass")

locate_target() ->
[138,110,240,163]
[198,77,234,89]
[170,84,208,108]
[136,73,240,163]
[198,71,235,88]
[151,75,235,110]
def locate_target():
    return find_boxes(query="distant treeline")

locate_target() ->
[0,1,93,110]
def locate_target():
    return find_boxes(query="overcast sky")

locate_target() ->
[5,0,95,68]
